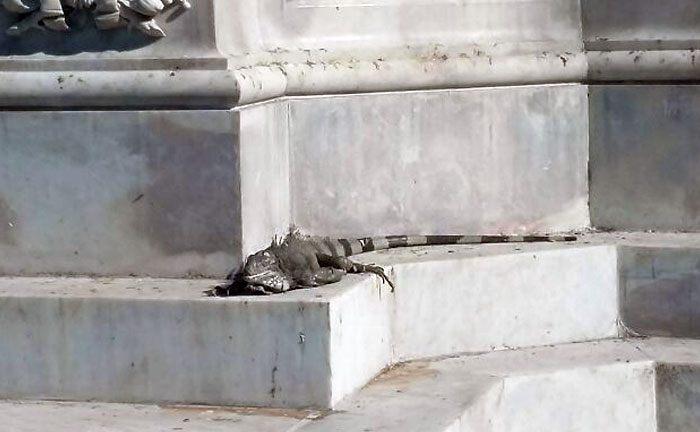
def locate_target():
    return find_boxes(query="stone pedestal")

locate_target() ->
[1,0,699,275]
[3,0,700,417]
[0,0,594,277]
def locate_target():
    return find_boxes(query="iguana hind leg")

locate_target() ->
[297,267,345,287]
[313,268,346,285]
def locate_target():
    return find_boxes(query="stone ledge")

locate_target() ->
[318,338,700,431]
[0,51,587,108]
[2,48,697,109]
[0,69,239,108]
[3,0,700,107]
[235,51,587,105]
[0,275,390,409]
[587,50,700,81]
[4,338,700,431]
[3,234,700,407]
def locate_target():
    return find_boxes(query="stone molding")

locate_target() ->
[582,0,700,81]
[0,69,238,108]
[2,46,699,109]
[0,0,698,108]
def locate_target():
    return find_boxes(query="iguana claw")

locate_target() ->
[361,264,395,292]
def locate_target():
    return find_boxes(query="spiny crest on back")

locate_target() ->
[270,226,309,247]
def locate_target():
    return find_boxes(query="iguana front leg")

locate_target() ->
[318,255,394,291]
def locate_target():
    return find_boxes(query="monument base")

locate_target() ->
[0,84,589,277]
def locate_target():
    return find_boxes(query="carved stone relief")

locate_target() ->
[1,0,191,37]
[291,0,533,7]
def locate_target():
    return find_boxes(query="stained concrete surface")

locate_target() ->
[582,0,700,51]
[0,110,240,278]
[5,338,700,432]
[0,277,334,408]
[589,85,700,231]
[0,401,305,432]
[656,363,700,431]
[620,246,700,338]
[0,275,389,409]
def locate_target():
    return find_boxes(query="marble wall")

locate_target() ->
[1,1,699,277]
[289,85,589,237]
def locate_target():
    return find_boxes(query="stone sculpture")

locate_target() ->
[2,0,191,37]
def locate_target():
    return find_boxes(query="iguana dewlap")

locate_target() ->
[209,233,577,296]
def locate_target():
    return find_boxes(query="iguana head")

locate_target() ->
[242,250,292,293]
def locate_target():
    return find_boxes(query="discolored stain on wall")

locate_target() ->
[125,112,241,257]
[623,277,700,337]
[656,363,700,430]
[590,86,700,231]
[620,248,700,338]
[0,110,242,277]
[0,196,17,246]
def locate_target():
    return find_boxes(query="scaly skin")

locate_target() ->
[208,235,392,296]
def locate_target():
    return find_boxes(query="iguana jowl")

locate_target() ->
[209,233,577,296]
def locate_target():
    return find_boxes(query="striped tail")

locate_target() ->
[309,234,577,257]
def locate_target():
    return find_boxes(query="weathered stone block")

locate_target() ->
[290,84,590,237]
[619,246,700,338]
[0,275,391,408]
[589,85,700,231]
[367,244,619,360]
[0,103,290,278]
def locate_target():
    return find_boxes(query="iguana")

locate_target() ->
[207,232,577,296]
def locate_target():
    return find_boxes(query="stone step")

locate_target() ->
[364,231,700,359]
[4,338,700,432]
[2,232,700,408]
[0,275,391,409]
[315,337,700,432]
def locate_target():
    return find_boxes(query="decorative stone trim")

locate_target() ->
[0,69,239,108]
[1,0,190,37]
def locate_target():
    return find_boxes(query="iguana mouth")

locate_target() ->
[243,269,277,282]
[245,270,275,282]
[243,270,291,293]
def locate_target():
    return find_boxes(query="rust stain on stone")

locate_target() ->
[160,404,323,420]
[371,361,439,388]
